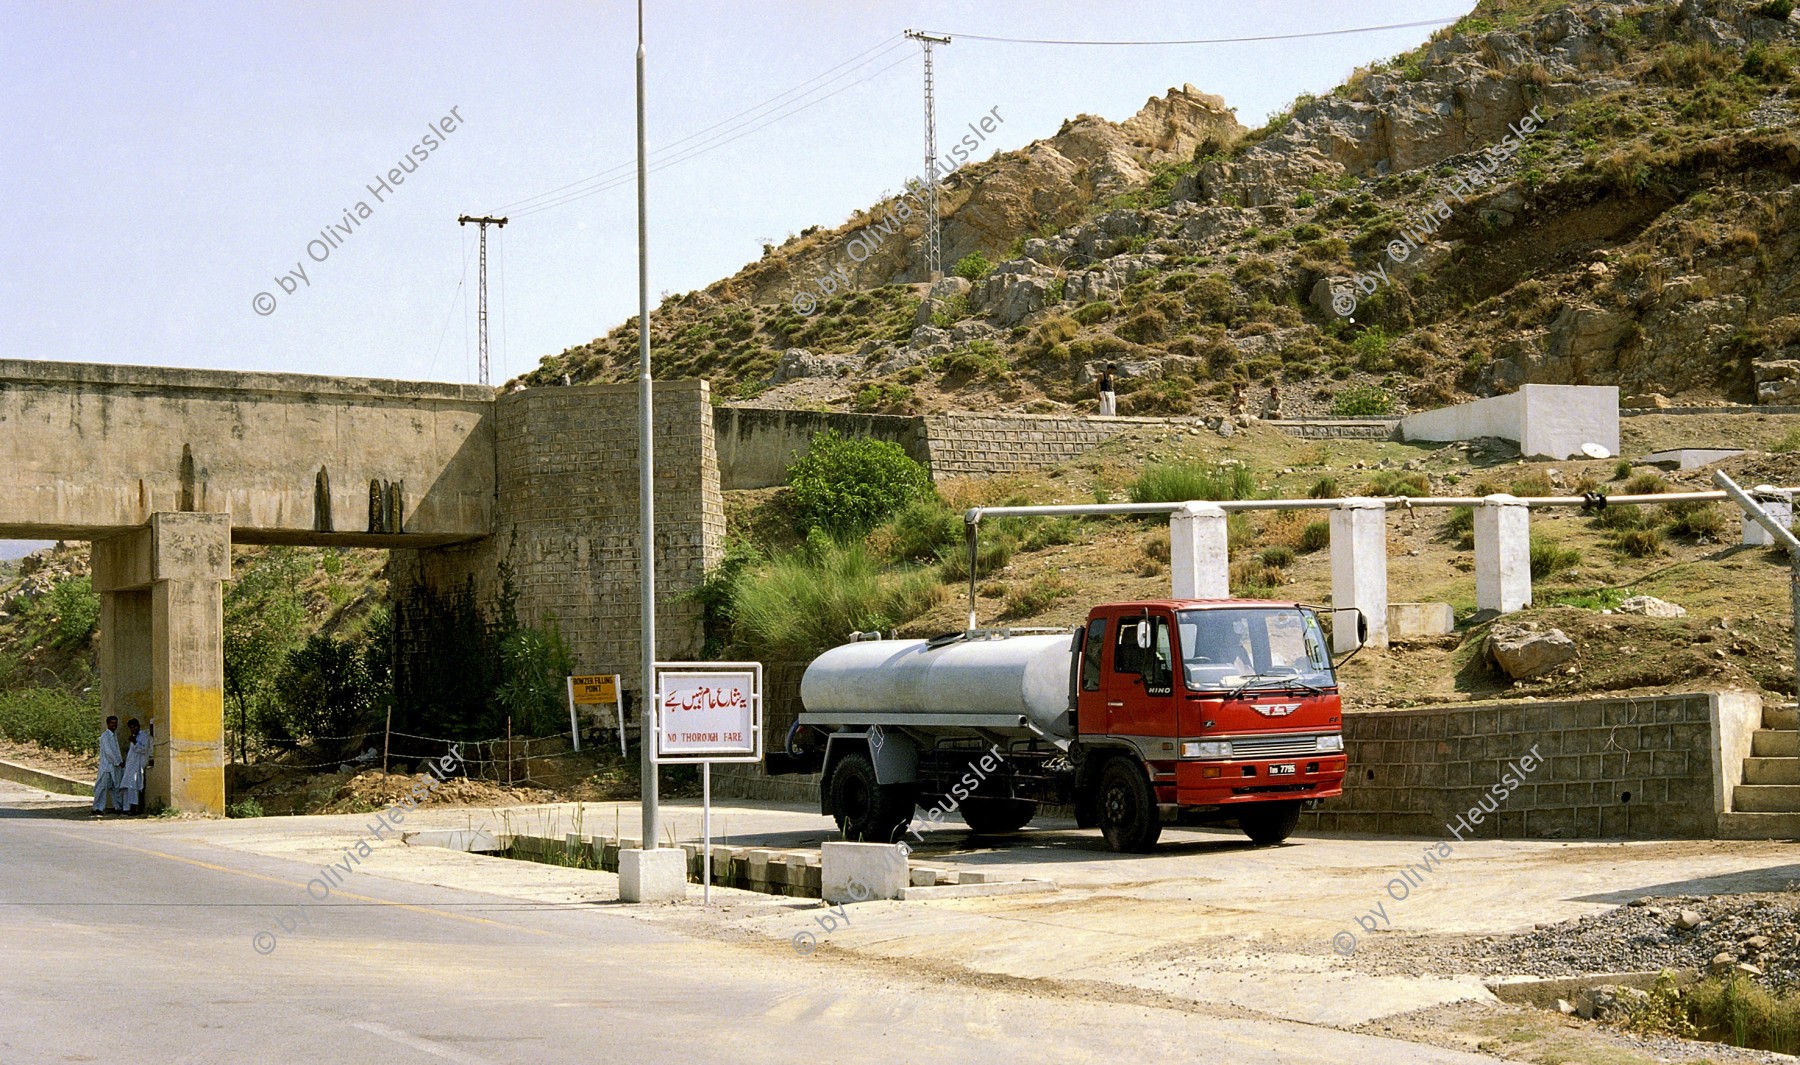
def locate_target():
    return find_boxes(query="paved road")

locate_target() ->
[0,781,1503,1065]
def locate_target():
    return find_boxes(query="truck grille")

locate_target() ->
[1230,734,1320,758]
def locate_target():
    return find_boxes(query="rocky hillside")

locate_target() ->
[517,0,1800,421]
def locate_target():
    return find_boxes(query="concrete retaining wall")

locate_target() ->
[1300,691,1761,839]
[714,407,928,490]
[922,413,1140,479]
[1400,384,1619,459]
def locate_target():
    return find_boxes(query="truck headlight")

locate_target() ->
[1316,734,1344,753]
[1181,741,1232,759]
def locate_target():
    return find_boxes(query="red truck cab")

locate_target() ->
[1074,599,1347,849]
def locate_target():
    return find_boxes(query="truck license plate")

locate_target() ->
[1269,763,1297,776]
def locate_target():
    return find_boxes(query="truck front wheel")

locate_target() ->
[828,751,916,843]
[1237,800,1302,846]
[1096,758,1161,853]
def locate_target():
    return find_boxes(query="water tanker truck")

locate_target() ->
[772,599,1360,852]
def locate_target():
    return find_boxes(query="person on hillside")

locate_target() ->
[120,719,152,815]
[1096,363,1118,417]
[93,716,123,816]
[1262,384,1284,421]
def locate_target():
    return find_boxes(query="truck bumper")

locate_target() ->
[1173,755,1345,806]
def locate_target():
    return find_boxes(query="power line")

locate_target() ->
[914,17,1459,46]
[509,49,915,218]
[501,34,909,217]
[424,230,469,381]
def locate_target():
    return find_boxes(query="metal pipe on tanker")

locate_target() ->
[966,518,979,630]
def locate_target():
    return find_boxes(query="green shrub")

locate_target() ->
[1530,537,1581,579]
[1773,428,1800,454]
[1308,476,1340,499]
[1299,520,1331,553]
[1073,301,1116,325]
[1661,500,1730,541]
[38,575,99,650]
[1592,503,1647,530]
[1613,527,1664,557]
[1758,0,1795,22]
[1510,471,1556,497]
[787,430,931,538]
[1446,506,1475,548]
[1682,973,1800,1053]
[938,537,1016,582]
[273,634,374,742]
[1259,545,1296,567]
[1294,191,1315,208]
[1329,384,1395,417]
[1366,470,1430,497]
[1624,471,1668,495]
[730,541,941,661]
[0,687,98,754]
[1129,461,1257,503]
[952,252,994,280]
[1612,458,1634,479]
[875,496,963,563]
[1022,517,1084,551]
[1001,574,1073,619]
[494,622,577,737]
[1230,560,1285,597]
[227,798,265,819]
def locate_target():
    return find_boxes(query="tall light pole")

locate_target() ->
[635,0,660,853]
[904,30,951,280]
[456,215,507,385]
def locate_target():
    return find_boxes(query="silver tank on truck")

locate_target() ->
[798,632,1076,739]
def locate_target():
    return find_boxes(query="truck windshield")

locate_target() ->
[1177,608,1333,693]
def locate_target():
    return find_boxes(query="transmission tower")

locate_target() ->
[457,214,508,385]
[904,30,951,280]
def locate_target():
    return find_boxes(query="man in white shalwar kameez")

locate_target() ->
[120,719,152,815]
[93,716,123,815]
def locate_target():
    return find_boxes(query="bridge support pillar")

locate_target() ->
[93,512,230,815]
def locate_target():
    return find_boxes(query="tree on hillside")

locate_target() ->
[222,548,308,761]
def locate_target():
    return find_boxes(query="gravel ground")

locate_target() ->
[1354,891,1800,989]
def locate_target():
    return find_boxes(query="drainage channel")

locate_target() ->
[403,829,1055,901]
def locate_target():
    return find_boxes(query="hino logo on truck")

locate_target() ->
[1256,703,1302,717]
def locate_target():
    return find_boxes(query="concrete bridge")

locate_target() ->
[0,360,722,813]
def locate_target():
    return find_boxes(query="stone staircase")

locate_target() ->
[1720,702,1800,838]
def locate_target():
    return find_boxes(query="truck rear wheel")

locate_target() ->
[828,751,916,843]
[959,797,1038,834]
[1096,758,1161,853]
[1238,800,1302,846]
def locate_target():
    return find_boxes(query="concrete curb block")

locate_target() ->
[0,758,92,797]
[898,879,1058,901]
[1485,969,1697,1009]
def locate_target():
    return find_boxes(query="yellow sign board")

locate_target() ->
[569,675,620,705]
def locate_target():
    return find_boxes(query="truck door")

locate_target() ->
[1075,615,1109,736]
[1106,612,1175,739]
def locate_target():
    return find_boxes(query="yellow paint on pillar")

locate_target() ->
[166,682,225,815]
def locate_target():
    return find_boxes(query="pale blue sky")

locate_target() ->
[0,1,1461,386]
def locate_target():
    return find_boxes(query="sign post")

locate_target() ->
[567,674,626,755]
[652,662,763,904]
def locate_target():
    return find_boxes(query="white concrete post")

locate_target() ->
[1475,494,1532,614]
[1329,498,1388,651]
[1743,488,1795,547]
[1169,501,1230,599]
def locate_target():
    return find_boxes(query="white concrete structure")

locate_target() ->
[1168,501,1229,599]
[1400,384,1619,460]
[618,847,687,903]
[822,841,908,903]
[1388,602,1455,639]
[1743,488,1795,547]
[1643,448,1744,470]
[1475,495,1532,614]
[1329,499,1388,651]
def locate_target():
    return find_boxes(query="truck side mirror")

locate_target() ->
[1356,612,1369,645]
[1136,623,1150,650]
